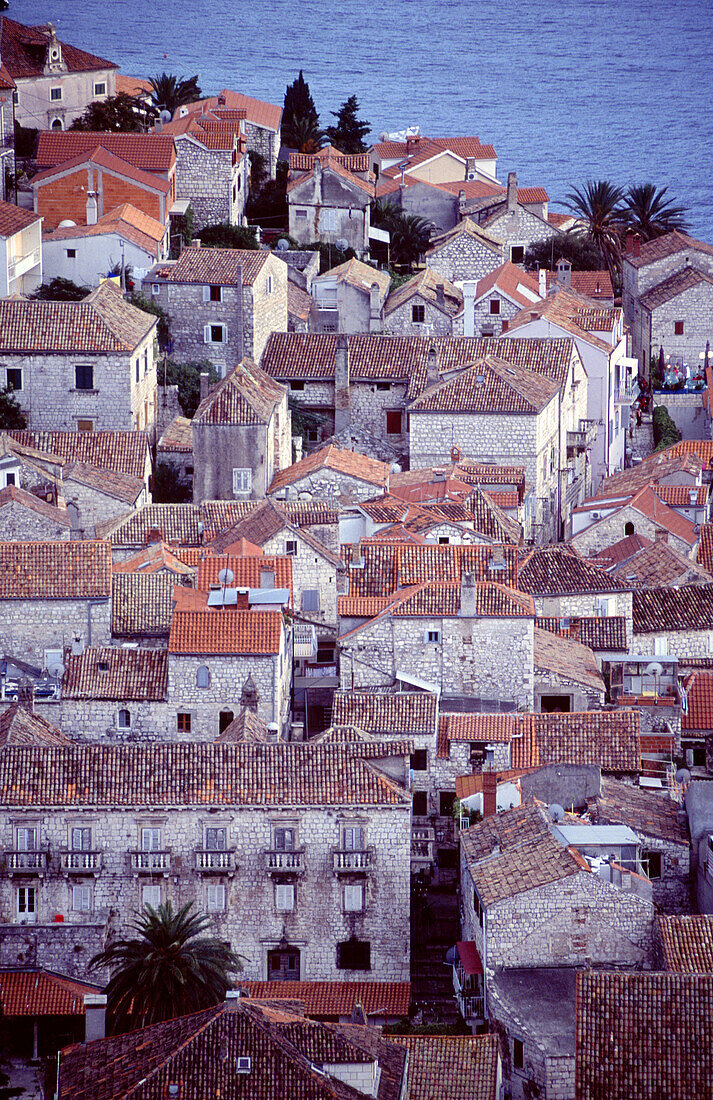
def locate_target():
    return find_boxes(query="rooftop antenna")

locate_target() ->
[276,238,290,251]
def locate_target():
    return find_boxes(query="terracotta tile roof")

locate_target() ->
[0,281,155,354]
[545,269,613,298]
[384,268,463,317]
[115,74,153,96]
[633,583,713,633]
[0,703,69,747]
[518,546,631,594]
[331,691,438,735]
[0,540,110,600]
[606,540,713,588]
[168,608,282,654]
[582,485,698,547]
[0,199,40,238]
[35,131,174,173]
[102,503,202,546]
[682,670,713,730]
[269,444,390,493]
[160,246,270,287]
[506,286,617,353]
[340,581,533,637]
[208,501,342,567]
[510,710,641,773]
[179,89,282,132]
[575,971,713,1100]
[547,211,575,230]
[215,707,269,743]
[439,179,546,205]
[640,265,713,309]
[595,776,688,844]
[287,280,312,321]
[437,713,514,757]
[289,145,370,174]
[391,1034,500,1100]
[427,217,503,257]
[658,915,713,972]
[624,229,713,269]
[593,532,653,567]
[157,415,193,454]
[534,627,605,691]
[7,430,149,480]
[461,802,582,906]
[473,261,541,308]
[392,462,526,495]
[111,572,176,637]
[45,203,167,253]
[64,462,144,505]
[654,483,708,508]
[193,359,285,426]
[338,593,398,617]
[1,17,118,79]
[196,554,292,601]
[33,143,174,194]
[0,62,15,89]
[599,449,703,498]
[315,257,391,300]
[0,742,410,808]
[345,542,520,596]
[0,484,71,527]
[698,523,713,573]
[241,980,411,1019]
[203,499,339,540]
[62,646,167,701]
[408,355,560,415]
[406,136,497,168]
[536,615,628,651]
[0,970,100,1017]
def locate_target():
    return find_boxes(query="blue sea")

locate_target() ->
[9,0,713,238]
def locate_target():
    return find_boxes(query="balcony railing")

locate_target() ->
[265,849,305,873]
[411,825,435,863]
[129,851,171,874]
[333,849,371,872]
[60,851,102,874]
[5,851,48,874]
[195,850,237,874]
[566,429,588,455]
[459,993,485,1020]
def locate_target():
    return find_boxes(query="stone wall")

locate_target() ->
[638,834,691,914]
[245,121,279,180]
[465,292,527,338]
[425,235,502,283]
[484,205,559,256]
[534,667,604,711]
[262,530,339,628]
[193,421,270,502]
[63,477,147,535]
[167,646,289,736]
[651,392,710,441]
[644,282,713,368]
[633,626,713,660]
[384,297,455,337]
[269,467,385,505]
[288,171,370,254]
[145,278,244,378]
[532,593,633,644]
[0,501,70,540]
[571,507,693,557]
[0,598,111,668]
[623,246,713,327]
[60,699,172,742]
[245,255,288,363]
[174,138,248,230]
[0,801,410,983]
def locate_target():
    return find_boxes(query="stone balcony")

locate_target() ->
[194,850,237,874]
[5,851,48,875]
[264,849,305,874]
[332,849,372,873]
[59,851,103,874]
[129,850,171,874]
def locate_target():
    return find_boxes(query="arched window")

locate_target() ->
[51,117,63,130]
[117,708,131,729]
[196,665,210,688]
[624,521,635,536]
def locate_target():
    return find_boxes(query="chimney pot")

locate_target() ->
[507,171,517,213]
[84,994,107,1042]
[459,571,477,617]
[426,345,439,386]
[200,371,210,403]
[483,770,497,817]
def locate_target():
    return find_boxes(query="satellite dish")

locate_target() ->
[378,131,390,143]
[335,238,349,252]
[549,803,565,823]
[159,109,172,124]
[644,662,664,676]
[675,768,691,785]
[58,219,77,228]
[217,568,234,585]
[276,238,290,251]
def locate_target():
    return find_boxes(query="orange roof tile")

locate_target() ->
[658,915,713,972]
[624,229,713,269]
[241,981,411,1018]
[0,199,40,238]
[196,554,293,601]
[408,356,559,415]
[179,90,282,133]
[1,17,117,79]
[159,246,271,287]
[0,540,110,599]
[474,261,541,308]
[193,359,285,426]
[0,970,100,1017]
[35,131,175,173]
[269,444,390,493]
[168,609,282,654]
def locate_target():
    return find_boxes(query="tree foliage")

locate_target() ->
[372,200,433,268]
[653,405,681,451]
[302,240,356,274]
[565,179,626,285]
[69,92,155,132]
[524,234,605,272]
[622,183,689,241]
[31,277,90,301]
[89,901,244,1034]
[128,292,171,349]
[198,222,259,249]
[170,203,194,258]
[246,160,288,229]
[0,386,27,430]
[325,95,370,153]
[164,359,218,417]
[282,71,323,152]
[148,73,201,114]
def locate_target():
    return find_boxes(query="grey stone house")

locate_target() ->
[311,259,390,334]
[173,89,282,179]
[0,740,411,985]
[0,282,157,433]
[383,269,462,336]
[456,261,541,338]
[191,359,290,503]
[425,218,503,283]
[59,646,169,741]
[0,485,71,540]
[467,172,561,265]
[287,147,375,254]
[143,243,287,374]
[161,108,250,230]
[268,444,391,505]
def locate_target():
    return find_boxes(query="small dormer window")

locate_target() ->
[98,661,109,673]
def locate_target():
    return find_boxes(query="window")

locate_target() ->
[71,827,91,851]
[77,419,94,432]
[94,82,106,96]
[141,827,162,851]
[412,303,425,323]
[206,884,226,912]
[411,749,428,771]
[50,87,63,101]
[501,319,509,333]
[17,886,36,923]
[295,209,308,219]
[376,382,391,392]
[75,364,94,390]
[473,890,483,926]
[66,248,76,259]
[438,536,450,545]
[290,381,305,391]
[513,1038,524,1070]
[343,826,364,851]
[142,884,161,909]
[6,368,22,392]
[625,521,635,536]
[232,468,251,495]
[413,791,428,816]
[17,826,37,852]
[306,427,320,442]
[151,284,161,296]
[135,359,140,383]
[510,245,525,264]
[386,410,402,435]
[204,323,227,343]
[273,827,295,851]
[265,274,273,294]
[440,791,456,816]
[344,884,364,912]
[275,884,295,911]
[489,298,501,315]
[51,118,63,131]
[177,712,191,733]
[674,320,684,335]
[285,539,298,556]
[424,628,441,644]
[143,349,148,376]
[644,850,662,879]
[72,885,92,912]
[654,636,669,656]
[320,208,337,232]
[268,947,300,980]
[206,827,227,851]
[301,589,320,612]
[196,665,211,688]
[337,939,371,970]
[203,285,222,302]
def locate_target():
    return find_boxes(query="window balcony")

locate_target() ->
[5,851,48,874]
[265,849,305,874]
[129,851,171,874]
[59,851,103,874]
[194,850,237,874]
[411,825,435,865]
[333,849,372,873]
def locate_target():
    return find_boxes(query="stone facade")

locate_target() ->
[0,499,70,540]
[425,230,503,283]
[62,476,147,534]
[247,255,288,364]
[245,120,279,180]
[59,698,170,742]
[262,529,341,629]
[482,204,559,262]
[633,626,713,660]
[570,508,693,557]
[634,279,713,368]
[0,597,111,668]
[192,407,291,503]
[269,466,387,506]
[384,295,455,337]
[288,164,372,254]
[173,134,249,230]
[532,593,633,645]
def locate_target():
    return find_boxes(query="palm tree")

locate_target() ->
[622,183,689,241]
[90,901,244,1034]
[148,73,201,116]
[285,113,325,153]
[372,200,432,268]
[565,179,626,286]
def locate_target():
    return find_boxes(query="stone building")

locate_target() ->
[0,200,42,298]
[174,89,282,179]
[0,540,111,672]
[0,70,15,202]
[143,243,287,372]
[456,262,540,338]
[369,133,498,188]
[0,282,158,433]
[425,219,503,283]
[191,359,290,503]
[4,429,152,494]
[0,740,411,984]
[1,17,117,132]
[60,646,169,741]
[111,572,177,648]
[532,628,605,711]
[287,147,375,254]
[268,444,391,504]
[62,462,147,534]
[571,485,699,557]
[0,485,71,540]
[466,171,561,264]
[383,269,462,336]
[632,583,713,658]
[311,258,390,334]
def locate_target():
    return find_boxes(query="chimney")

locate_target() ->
[426,344,439,386]
[465,157,476,180]
[633,235,641,258]
[507,171,517,213]
[86,193,98,226]
[689,489,698,506]
[17,678,34,714]
[538,268,547,298]
[654,526,669,544]
[217,94,226,106]
[458,188,466,207]
[482,770,497,818]
[71,635,84,656]
[435,282,445,309]
[200,371,210,403]
[224,989,243,1012]
[334,334,351,438]
[459,571,476,617]
[84,994,107,1042]
[461,281,477,338]
[624,230,634,255]
[369,281,382,334]
[406,135,420,156]
[191,238,201,248]
[556,258,572,288]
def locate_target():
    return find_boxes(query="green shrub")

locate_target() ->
[652,405,681,451]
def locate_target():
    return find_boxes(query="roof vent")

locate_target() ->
[98,661,109,673]
[235,1057,251,1074]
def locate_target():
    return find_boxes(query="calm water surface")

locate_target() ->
[10,0,713,237]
